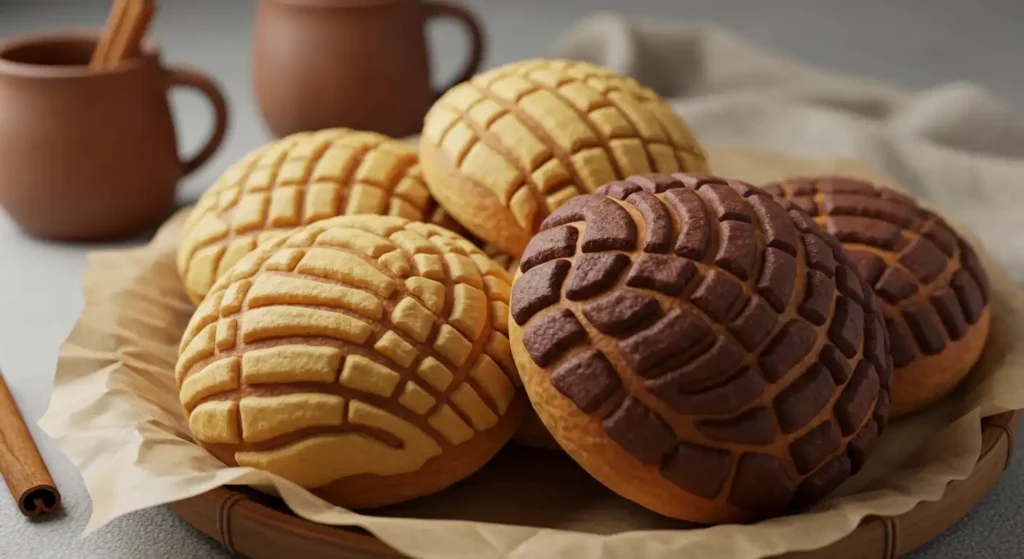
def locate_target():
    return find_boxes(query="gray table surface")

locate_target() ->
[2,1,1023,557]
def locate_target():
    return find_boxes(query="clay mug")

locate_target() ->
[252,0,484,138]
[0,31,228,241]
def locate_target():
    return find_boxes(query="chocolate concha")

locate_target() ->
[176,215,526,509]
[508,173,893,523]
[178,128,460,304]
[762,176,991,418]
[419,58,709,257]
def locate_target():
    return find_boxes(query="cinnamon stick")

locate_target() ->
[106,0,156,65]
[90,0,157,70]
[0,370,61,517]
[90,0,130,69]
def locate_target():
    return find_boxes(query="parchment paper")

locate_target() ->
[38,147,1024,559]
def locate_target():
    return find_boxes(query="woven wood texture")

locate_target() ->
[169,410,1019,559]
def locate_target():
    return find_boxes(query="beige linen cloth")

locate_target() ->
[552,13,1024,282]
[38,12,1024,559]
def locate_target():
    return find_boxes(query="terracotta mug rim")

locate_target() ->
[0,29,160,79]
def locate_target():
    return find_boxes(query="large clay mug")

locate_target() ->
[0,31,228,241]
[252,0,484,138]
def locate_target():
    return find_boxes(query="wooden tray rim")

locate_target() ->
[169,409,1019,559]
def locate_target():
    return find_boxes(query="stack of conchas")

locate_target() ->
[172,59,991,522]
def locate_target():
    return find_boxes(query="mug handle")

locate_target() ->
[424,1,485,98]
[167,67,229,176]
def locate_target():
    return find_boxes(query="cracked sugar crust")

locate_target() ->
[419,59,709,257]
[176,215,523,508]
[762,176,991,417]
[178,128,460,305]
[508,173,892,523]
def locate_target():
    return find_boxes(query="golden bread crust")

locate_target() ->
[178,128,455,304]
[419,138,533,256]
[176,215,523,508]
[891,308,990,417]
[419,59,708,257]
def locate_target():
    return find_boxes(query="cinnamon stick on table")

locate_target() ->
[0,370,61,517]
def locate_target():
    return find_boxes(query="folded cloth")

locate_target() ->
[549,13,1024,282]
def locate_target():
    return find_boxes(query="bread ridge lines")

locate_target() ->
[178,219,515,467]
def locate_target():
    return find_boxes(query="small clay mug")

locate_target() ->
[0,31,228,241]
[252,0,484,138]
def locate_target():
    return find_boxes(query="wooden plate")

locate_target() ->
[169,410,1018,559]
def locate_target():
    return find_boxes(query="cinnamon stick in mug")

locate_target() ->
[0,370,61,517]
[90,0,130,68]
[90,0,157,69]
[106,0,156,65]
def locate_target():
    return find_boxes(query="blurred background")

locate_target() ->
[3,0,1023,206]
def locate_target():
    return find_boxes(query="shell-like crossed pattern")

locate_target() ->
[176,216,519,490]
[178,128,451,304]
[761,177,990,373]
[511,173,893,516]
[421,59,708,253]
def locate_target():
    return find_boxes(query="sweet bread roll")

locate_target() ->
[762,176,991,417]
[178,128,458,304]
[419,59,709,257]
[176,215,526,508]
[508,173,893,523]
